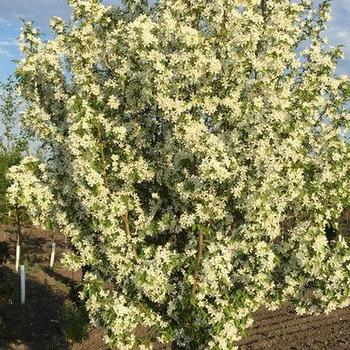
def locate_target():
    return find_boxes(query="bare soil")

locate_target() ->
[238,306,350,350]
[0,225,104,350]
[1,224,350,349]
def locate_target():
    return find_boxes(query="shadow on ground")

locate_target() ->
[0,264,70,350]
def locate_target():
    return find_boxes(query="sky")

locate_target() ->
[0,0,118,81]
[0,0,350,81]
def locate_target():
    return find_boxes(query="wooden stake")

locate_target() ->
[50,242,56,268]
[15,205,22,245]
[15,244,20,273]
[20,265,25,304]
[15,204,22,273]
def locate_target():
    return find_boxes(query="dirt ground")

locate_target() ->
[1,224,350,350]
[238,306,350,350]
[0,225,107,350]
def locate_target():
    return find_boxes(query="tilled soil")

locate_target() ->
[1,224,350,349]
[0,264,69,350]
[238,306,350,349]
[0,225,100,350]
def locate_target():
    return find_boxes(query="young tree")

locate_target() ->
[8,0,350,348]
[0,77,28,225]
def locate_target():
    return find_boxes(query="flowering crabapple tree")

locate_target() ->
[7,0,350,348]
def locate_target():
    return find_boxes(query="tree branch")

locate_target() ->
[123,211,138,260]
[191,229,204,297]
[97,126,109,188]
[96,127,137,260]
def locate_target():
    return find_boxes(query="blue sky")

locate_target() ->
[0,0,118,81]
[0,0,350,81]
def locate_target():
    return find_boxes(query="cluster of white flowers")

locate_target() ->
[8,0,350,348]
[7,157,54,229]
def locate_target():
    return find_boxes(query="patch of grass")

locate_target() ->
[53,258,65,270]
[26,263,42,274]
[59,300,90,343]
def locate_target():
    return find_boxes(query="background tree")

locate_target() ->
[8,0,350,349]
[0,77,28,225]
